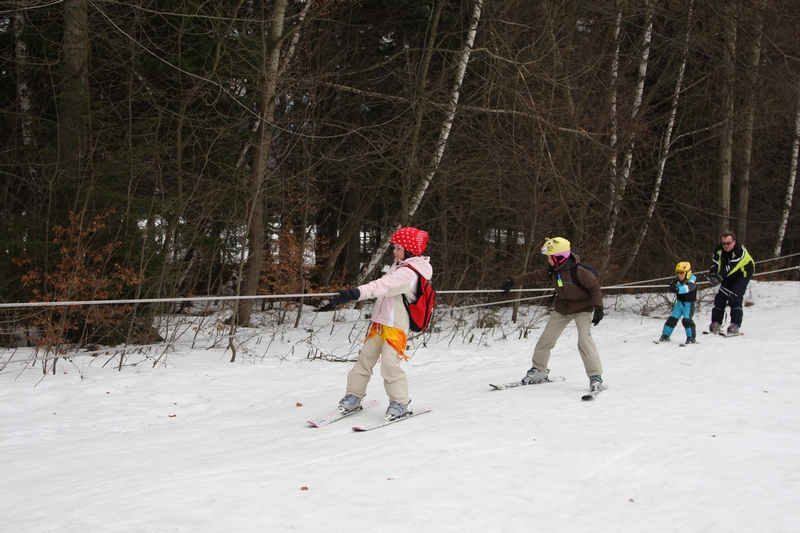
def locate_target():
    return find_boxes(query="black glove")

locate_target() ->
[669,279,679,294]
[591,308,604,326]
[500,278,515,294]
[709,273,722,287]
[315,288,361,312]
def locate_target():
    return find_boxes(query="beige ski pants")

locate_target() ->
[532,310,603,377]
[346,331,408,404]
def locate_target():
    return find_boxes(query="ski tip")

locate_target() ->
[307,421,319,427]
[489,384,505,390]
[581,395,595,401]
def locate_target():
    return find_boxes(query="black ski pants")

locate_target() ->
[711,276,750,327]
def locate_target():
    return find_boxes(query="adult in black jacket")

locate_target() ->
[708,231,755,336]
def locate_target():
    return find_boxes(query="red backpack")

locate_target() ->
[402,265,435,332]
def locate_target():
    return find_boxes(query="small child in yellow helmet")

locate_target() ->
[657,262,698,344]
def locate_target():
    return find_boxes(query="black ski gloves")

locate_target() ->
[669,279,679,293]
[315,288,361,312]
[709,273,723,287]
[500,278,515,294]
[591,308,604,326]
[335,288,361,304]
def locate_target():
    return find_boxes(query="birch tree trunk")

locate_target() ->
[602,1,653,270]
[621,0,693,277]
[718,8,737,234]
[606,7,623,236]
[356,0,484,284]
[14,10,33,147]
[232,0,289,329]
[406,0,445,183]
[736,5,764,242]
[773,80,800,258]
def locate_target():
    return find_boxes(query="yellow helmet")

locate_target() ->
[541,237,571,256]
[675,261,692,278]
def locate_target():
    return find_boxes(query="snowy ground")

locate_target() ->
[2,281,799,533]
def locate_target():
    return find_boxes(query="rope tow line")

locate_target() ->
[0,263,797,310]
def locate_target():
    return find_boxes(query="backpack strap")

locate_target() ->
[402,264,422,297]
[571,264,589,294]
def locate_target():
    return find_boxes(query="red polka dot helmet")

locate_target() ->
[390,227,429,256]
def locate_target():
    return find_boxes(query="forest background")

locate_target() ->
[1,0,800,352]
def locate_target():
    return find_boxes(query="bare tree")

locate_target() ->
[718,4,737,234]
[357,0,485,284]
[233,0,290,328]
[602,0,654,270]
[60,0,90,166]
[14,9,33,147]
[621,0,694,277]
[736,2,765,242]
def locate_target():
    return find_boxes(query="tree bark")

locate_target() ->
[736,4,764,242]
[718,7,737,234]
[60,0,90,167]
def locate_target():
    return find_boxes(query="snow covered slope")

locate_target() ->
[2,281,799,532]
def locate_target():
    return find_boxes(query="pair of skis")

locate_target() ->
[489,375,606,401]
[310,375,604,429]
[307,401,432,431]
[653,339,699,347]
[702,330,743,338]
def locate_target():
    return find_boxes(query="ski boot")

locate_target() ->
[521,367,549,385]
[385,400,411,420]
[338,394,362,413]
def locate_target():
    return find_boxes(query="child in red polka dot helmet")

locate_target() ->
[315,225,432,419]
[389,227,429,258]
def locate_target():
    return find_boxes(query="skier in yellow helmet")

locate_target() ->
[656,262,698,345]
[500,237,605,394]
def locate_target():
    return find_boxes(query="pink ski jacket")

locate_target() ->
[355,256,433,331]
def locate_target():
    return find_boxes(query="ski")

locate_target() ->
[489,376,566,390]
[307,399,379,427]
[655,339,698,346]
[581,385,608,401]
[352,407,432,432]
[703,330,743,338]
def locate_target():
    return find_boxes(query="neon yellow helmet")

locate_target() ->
[675,261,692,278]
[541,237,571,256]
